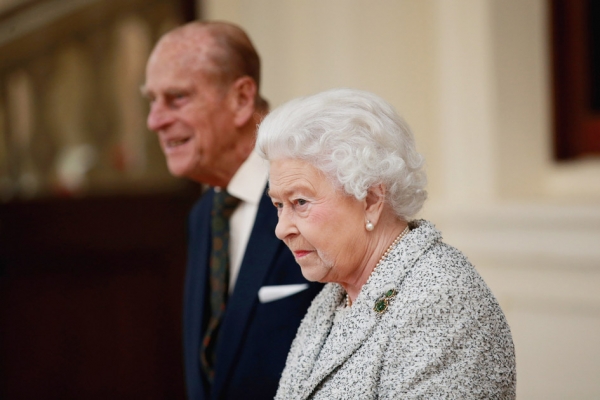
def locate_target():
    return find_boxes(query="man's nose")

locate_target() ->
[147,101,173,132]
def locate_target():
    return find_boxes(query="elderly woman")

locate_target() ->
[256,88,516,399]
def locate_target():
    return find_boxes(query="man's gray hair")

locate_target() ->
[256,88,427,220]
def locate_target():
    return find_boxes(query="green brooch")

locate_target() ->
[373,288,397,314]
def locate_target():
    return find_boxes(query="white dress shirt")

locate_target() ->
[219,150,269,293]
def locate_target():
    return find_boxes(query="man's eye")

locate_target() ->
[274,202,283,209]
[296,199,307,206]
[167,93,188,107]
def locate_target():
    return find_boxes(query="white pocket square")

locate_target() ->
[258,284,309,303]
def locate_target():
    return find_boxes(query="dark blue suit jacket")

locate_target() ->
[183,187,323,399]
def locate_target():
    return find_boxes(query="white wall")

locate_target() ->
[202,0,600,398]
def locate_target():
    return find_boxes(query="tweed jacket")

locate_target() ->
[276,220,516,399]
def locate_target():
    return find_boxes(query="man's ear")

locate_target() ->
[364,183,386,227]
[230,76,257,127]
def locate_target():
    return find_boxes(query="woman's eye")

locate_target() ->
[296,199,307,206]
[274,202,283,209]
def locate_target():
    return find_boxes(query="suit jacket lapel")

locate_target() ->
[183,189,213,399]
[212,190,281,397]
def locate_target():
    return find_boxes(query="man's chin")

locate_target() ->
[166,161,193,179]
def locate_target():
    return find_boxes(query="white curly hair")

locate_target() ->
[256,88,427,220]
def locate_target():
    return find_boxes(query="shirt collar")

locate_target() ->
[222,150,269,205]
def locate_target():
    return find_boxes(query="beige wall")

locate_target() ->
[202,0,600,398]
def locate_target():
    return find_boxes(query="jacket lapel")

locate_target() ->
[274,284,341,399]
[212,190,281,397]
[299,289,380,398]
[184,189,213,399]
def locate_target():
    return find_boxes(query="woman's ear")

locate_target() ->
[364,183,386,226]
[230,76,257,127]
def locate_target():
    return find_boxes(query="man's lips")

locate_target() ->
[161,137,191,155]
[164,137,190,148]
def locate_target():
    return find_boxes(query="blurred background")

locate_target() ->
[1,0,599,399]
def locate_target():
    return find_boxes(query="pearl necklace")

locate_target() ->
[345,225,410,308]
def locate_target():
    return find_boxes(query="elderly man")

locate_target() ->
[143,21,322,400]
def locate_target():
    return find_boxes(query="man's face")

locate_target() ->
[143,39,237,184]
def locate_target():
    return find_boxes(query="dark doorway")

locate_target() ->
[0,189,200,399]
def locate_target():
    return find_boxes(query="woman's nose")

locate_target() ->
[275,209,298,240]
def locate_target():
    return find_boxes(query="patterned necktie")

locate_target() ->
[201,189,241,382]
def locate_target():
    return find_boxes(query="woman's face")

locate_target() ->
[268,158,369,283]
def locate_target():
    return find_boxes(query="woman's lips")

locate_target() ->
[293,250,312,258]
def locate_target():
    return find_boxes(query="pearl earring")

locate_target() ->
[366,220,374,231]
